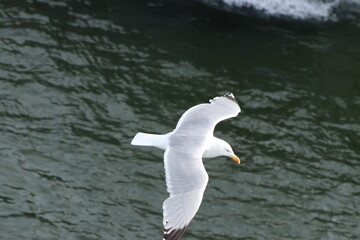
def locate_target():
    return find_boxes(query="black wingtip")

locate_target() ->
[163,226,189,240]
[223,92,237,103]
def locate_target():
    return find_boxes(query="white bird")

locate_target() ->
[131,92,241,240]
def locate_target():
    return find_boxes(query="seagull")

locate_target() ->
[131,92,241,240]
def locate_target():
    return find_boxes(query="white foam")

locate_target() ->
[211,0,342,20]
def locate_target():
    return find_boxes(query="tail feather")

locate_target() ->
[131,132,168,150]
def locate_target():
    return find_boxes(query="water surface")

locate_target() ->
[0,1,359,239]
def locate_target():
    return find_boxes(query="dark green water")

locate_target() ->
[1,1,359,239]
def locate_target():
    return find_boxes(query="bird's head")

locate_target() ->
[204,137,240,164]
[220,139,241,164]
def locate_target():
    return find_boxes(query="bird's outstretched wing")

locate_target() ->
[174,92,241,137]
[162,143,208,240]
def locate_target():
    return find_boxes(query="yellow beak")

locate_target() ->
[230,155,241,164]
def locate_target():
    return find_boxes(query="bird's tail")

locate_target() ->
[131,132,168,150]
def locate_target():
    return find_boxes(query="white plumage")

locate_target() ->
[131,92,241,240]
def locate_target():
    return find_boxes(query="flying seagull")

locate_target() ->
[131,92,241,240]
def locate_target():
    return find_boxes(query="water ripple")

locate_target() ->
[0,1,359,239]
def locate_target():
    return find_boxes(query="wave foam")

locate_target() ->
[202,0,360,21]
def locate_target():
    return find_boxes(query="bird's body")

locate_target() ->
[131,93,241,240]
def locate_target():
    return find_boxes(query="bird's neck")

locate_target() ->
[202,137,224,158]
